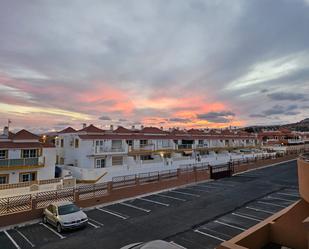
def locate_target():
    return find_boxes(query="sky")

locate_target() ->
[0,0,309,133]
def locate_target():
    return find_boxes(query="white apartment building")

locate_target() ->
[0,127,56,185]
[56,125,258,182]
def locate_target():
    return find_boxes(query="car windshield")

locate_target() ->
[58,204,80,215]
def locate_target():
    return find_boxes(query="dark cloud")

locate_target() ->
[99,116,111,121]
[196,111,235,123]
[267,92,308,101]
[262,104,298,116]
[56,122,72,126]
[249,114,266,118]
[169,118,192,123]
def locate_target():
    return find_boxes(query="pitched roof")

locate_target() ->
[13,129,39,140]
[59,127,76,134]
[140,127,167,134]
[78,124,104,133]
[0,141,54,149]
[113,126,132,134]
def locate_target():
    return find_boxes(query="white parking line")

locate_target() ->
[185,186,210,192]
[257,201,286,208]
[194,229,225,242]
[214,220,245,231]
[96,207,128,220]
[266,196,295,202]
[138,197,169,206]
[276,192,299,198]
[246,205,276,214]
[15,229,35,247]
[88,218,104,227]
[40,223,65,239]
[232,212,262,222]
[169,241,187,249]
[87,221,100,229]
[156,194,186,202]
[170,190,200,197]
[200,226,232,240]
[120,202,151,212]
[4,230,21,249]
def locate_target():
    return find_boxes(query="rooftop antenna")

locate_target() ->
[8,119,11,129]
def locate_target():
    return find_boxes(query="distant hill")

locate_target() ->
[244,118,309,133]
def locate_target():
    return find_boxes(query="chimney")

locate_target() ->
[141,125,144,129]
[3,126,9,137]
[131,125,135,130]
[110,125,114,131]
[82,123,87,129]
[160,127,164,130]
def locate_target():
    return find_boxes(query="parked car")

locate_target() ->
[43,201,88,233]
[120,240,183,249]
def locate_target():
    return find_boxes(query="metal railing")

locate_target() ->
[177,144,193,149]
[94,146,126,154]
[0,158,41,168]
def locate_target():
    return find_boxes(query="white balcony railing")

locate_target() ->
[0,157,42,168]
[139,144,155,151]
[288,139,304,144]
[94,146,126,154]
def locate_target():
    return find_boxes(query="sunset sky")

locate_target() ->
[0,0,309,133]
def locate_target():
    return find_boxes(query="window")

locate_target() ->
[61,139,64,147]
[0,174,9,184]
[19,172,37,182]
[126,140,133,146]
[95,158,105,168]
[0,150,7,159]
[140,140,147,146]
[95,140,104,146]
[112,140,122,149]
[22,149,37,158]
[162,140,169,147]
[75,139,79,148]
[198,140,203,145]
[47,205,53,213]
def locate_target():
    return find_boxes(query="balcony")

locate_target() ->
[138,144,155,151]
[196,144,208,148]
[93,146,127,155]
[177,144,193,150]
[288,139,304,144]
[0,158,43,170]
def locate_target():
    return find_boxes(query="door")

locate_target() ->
[46,205,58,226]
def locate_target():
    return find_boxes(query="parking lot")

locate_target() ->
[166,187,299,249]
[0,160,299,249]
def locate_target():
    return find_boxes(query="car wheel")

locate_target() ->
[57,223,62,233]
[43,215,47,224]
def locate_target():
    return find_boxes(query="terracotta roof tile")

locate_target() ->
[0,141,54,148]
[59,127,76,134]
[113,126,132,134]
[78,124,104,133]
[140,127,167,134]
[13,129,39,140]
